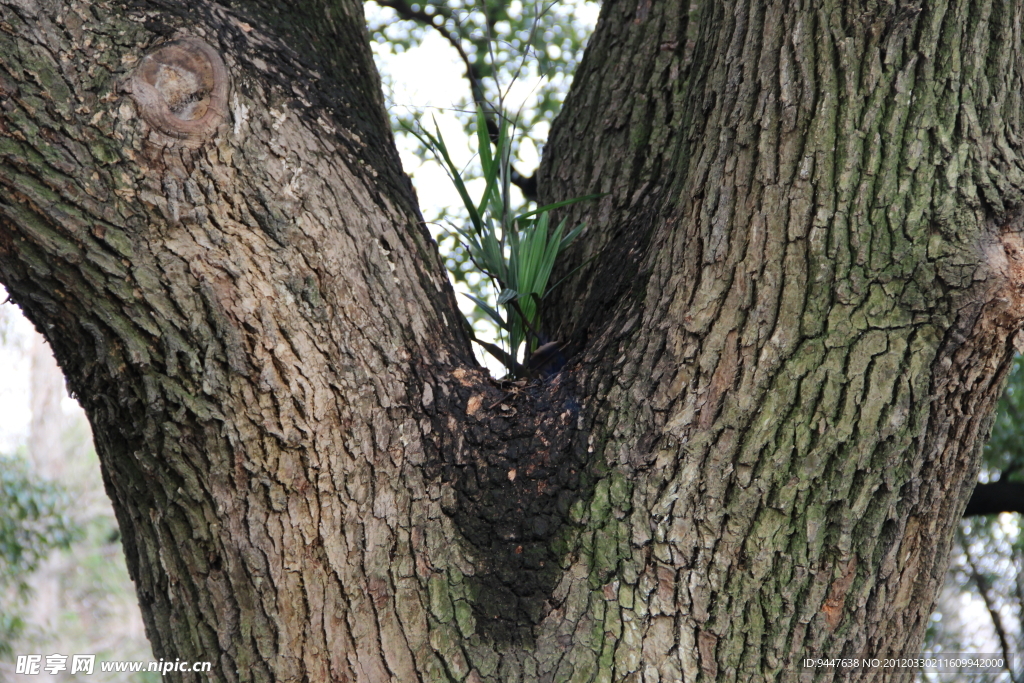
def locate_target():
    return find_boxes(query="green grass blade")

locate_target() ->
[476,107,493,174]
[475,108,498,220]
[482,225,507,285]
[529,214,562,294]
[497,288,519,305]
[426,118,485,236]
[513,193,605,223]
[559,222,585,252]
[544,217,569,266]
[463,293,511,332]
[498,117,513,229]
[520,212,552,297]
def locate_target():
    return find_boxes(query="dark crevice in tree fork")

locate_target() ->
[3,0,1024,682]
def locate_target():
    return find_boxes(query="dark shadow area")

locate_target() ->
[424,371,596,646]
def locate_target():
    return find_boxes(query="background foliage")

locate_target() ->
[0,452,78,657]
[367,0,593,160]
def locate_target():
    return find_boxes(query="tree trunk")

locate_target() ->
[2,0,1023,681]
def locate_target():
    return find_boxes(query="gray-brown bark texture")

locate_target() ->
[1,0,1023,680]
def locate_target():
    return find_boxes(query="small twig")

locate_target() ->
[487,391,516,410]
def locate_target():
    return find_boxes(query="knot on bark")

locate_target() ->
[128,37,228,144]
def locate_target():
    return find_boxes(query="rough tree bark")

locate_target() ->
[1,0,1023,681]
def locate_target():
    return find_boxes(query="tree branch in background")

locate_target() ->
[376,0,539,200]
[959,528,1016,678]
[964,479,1024,516]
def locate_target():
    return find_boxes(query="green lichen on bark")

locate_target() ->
[4,0,1024,680]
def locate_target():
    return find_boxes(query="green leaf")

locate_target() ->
[475,110,496,220]
[463,293,510,331]
[403,118,486,236]
[497,288,519,305]
[408,100,600,376]
[513,193,606,223]
[559,222,585,252]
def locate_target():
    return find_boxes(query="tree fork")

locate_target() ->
[3,0,1024,682]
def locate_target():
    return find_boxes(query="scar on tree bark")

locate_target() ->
[124,36,229,144]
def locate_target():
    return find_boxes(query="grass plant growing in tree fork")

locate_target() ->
[411,107,600,378]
